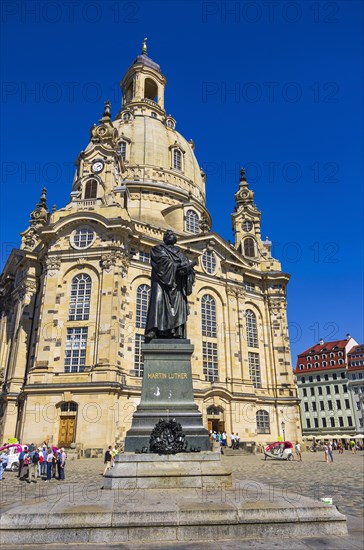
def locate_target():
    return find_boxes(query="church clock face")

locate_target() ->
[91,160,104,174]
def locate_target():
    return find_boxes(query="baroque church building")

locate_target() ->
[0,44,301,451]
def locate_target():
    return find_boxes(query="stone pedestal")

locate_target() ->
[103,452,232,489]
[124,339,210,452]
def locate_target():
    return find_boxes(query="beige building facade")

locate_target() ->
[0,44,301,451]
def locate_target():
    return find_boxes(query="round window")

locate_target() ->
[202,250,216,274]
[71,227,95,249]
[243,220,253,232]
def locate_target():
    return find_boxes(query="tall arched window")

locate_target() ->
[202,293,218,382]
[84,179,97,199]
[185,209,199,233]
[69,274,92,321]
[243,237,256,257]
[134,284,151,376]
[173,148,182,170]
[256,410,270,433]
[246,309,258,347]
[119,141,127,161]
[201,294,217,338]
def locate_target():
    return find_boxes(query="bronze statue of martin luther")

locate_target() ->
[145,230,197,341]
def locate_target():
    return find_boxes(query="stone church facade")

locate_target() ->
[0,44,301,450]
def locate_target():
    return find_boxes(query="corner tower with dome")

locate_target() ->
[0,42,301,451]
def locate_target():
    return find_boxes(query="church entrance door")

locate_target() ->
[58,417,75,447]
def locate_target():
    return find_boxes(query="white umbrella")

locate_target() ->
[340,434,352,439]
[354,434,364,439]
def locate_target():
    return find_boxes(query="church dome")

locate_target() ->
[109,39,209,231]
[114,114,206,204]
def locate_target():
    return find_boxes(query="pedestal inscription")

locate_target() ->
[124,339,210,452]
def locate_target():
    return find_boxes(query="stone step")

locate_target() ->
[0,482,347,545]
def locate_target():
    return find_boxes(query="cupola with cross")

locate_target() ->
[117,38,167,117]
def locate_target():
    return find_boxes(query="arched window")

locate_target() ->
[84,179,97,199]
[136,284,151,328]
[119,141,127,161]
[243,237,256,257]
[69,274,92,321]
[173,148,182,171]
[185,209,199,233]
[144,78,158,101]
[134,284,151,376]
[202,250,216,274]
[202,294,218,382]
[201,294,217,338]
[246,309,258,347]
[256,410,270,433]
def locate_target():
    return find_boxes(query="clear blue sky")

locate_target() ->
[1,0,363,361]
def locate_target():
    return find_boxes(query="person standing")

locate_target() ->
[235,433,240,450]
[323,442,329,463]
[103,446,112,476]
[328,441,334,463]
[46,448,54,482]
[59,448,66,480]
[230,433,235,448]
[222,432,227,447]
[17,446,27,478]
[350,439,356,454]
[295,441,302,461]
[19,450,30,481]
[41,446,47,476]
[1,449,9,476]
[29,448,40,483]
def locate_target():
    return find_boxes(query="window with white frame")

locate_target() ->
[139,251,151,263]
[244,281,255,292]
[69,274,91,321]
[248,352,261,388]
[134,284,151,376]
[119,141,127,161]
[202,341,218,382]
[64,327,88,373]
[185,209,200,233]
[72,227,95,249]
[202,250,216,274]
[136,284,151,329]
[173,148,182,170]
[246,310,258,348]
[256,410,270,433]
[201,294,217,338]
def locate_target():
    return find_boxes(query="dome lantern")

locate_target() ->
[119,39,167,112]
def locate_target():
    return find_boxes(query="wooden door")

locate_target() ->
[58,417,75,447]
[218,421,225,433]
[208,420,213,432]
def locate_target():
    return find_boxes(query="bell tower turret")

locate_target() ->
[118,38,167,116]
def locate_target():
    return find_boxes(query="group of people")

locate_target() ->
[102,445,120,476]
[16,443,67,482]
[210,431,241,451]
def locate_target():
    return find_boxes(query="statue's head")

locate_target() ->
[163,230,177,245]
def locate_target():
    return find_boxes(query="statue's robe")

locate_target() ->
[145,244,195,338]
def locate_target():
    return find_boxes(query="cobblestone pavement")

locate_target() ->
[1,450,363,549]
